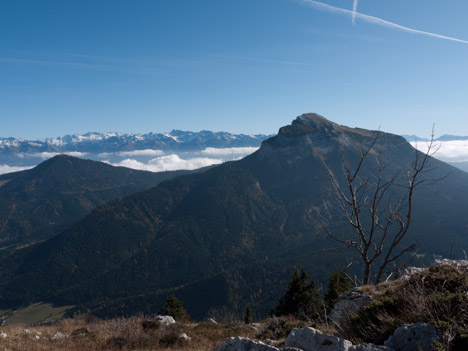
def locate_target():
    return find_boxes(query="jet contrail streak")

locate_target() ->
[296,0,468,45]
[352,0,359,25]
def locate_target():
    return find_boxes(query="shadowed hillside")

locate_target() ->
[0,155,200,251]
[0,114,467,319]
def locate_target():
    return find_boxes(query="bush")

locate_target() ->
[161,295,189,322]
[349,264,468,349]
[141,320,161,330]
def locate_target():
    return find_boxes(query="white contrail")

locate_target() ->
[296,0,468,45]
[352,0,359,26]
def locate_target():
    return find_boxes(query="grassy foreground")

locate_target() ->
[0,263,465,351]
[0,315,310,351]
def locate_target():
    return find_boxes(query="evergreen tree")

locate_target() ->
[325,270,352,307]
[274,268,322,319]
[244,304,253,324]
[161,295,189,321]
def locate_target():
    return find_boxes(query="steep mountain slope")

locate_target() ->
[0,155,199,251]
[1,114,467,319]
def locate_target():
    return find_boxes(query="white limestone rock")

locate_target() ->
[154,315,176,325]
[350,344,392,351]
[51,331,68,340]
[285,327,391,351]
[20,329,31,335]
[285,327,353,351]
[215,336,281,351]
[434,258,468,269]
[179,333,191,341]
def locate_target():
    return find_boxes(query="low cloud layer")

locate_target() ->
[106,154,224,172]
[0,147,259,175]
[200,147,259,156]
[0,165,34,175]
[99,149,164,157]
[410,140,468,162]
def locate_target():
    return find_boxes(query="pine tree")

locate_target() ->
[274,268,322,319]
[325,270,352,307]
[161,295,189,321]
[244,304,253,324]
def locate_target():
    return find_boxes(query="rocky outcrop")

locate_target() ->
[351,345,391,351]
[154,315,176,325]
[330,288,372,327]
[402,259,468,280]
[215,336,282,351]
[285,327,390,351]
[285,327,352,351]
[179,333,191,341]
[384,323,440,351]
[434,258,468,269]
[216,328,392,351]
[51,331,68,340]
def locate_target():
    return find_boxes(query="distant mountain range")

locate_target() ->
[2,130,466,156]
[0,130,270,158]
[1,114,467,320]
[402,134,468,142]
[2,130,468,174]
[0,130,273,175]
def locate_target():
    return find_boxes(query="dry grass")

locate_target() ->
[0,315,261,351]
[0,314,316,351]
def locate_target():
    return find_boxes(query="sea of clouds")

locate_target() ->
[96,147,259,172]
[2,142,468,176]
[410,140,468,163]
[0,147,260,176]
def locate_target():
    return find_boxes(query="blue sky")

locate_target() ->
[1,0,468,139]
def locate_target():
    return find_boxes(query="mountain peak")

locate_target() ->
[277,113,340,138]
[37,154,75,168]
[259,113,408,154]
[294,113,334,127]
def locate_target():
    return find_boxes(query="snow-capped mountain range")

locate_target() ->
[2,130,468,175]
[0,130,273,175]
[0,130,271,154]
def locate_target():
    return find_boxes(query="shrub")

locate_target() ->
[161,295,189,322]
[348,264,468,349]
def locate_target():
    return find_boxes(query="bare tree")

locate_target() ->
[322,132,440,285]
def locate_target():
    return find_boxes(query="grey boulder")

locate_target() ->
[285,327,391,351]
[215,336,281,351]
[330,288,372,327]
[215,336,303,351]
[285,327,353,351]
[154,315,176,325]
[384,322,440,351]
